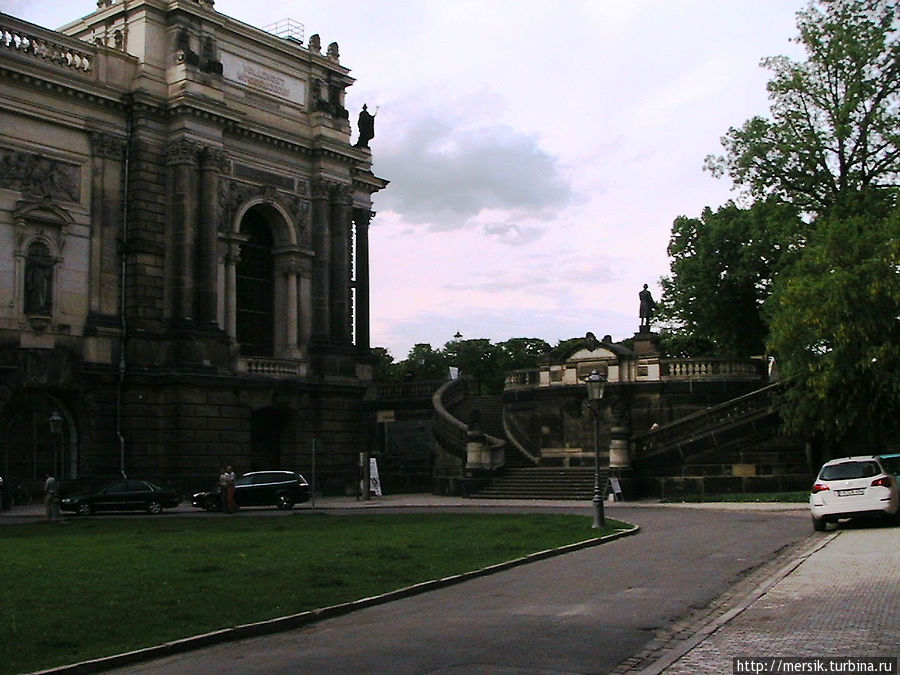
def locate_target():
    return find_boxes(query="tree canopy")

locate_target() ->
[766,212,900,448]
[663,0,900,451]
[658,200,805,357]
[374,337,555,395]
[705,0,900,217]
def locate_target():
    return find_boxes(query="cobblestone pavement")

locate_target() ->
[615,522,900,674]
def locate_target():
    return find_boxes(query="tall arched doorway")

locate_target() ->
[236,209,275,357]
[249,407,284,471]
[0,392,77,481]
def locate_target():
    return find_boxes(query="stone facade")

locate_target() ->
[0,2,387,495]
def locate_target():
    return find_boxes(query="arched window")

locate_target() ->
[236,211,274,356]
[24,240,54,316]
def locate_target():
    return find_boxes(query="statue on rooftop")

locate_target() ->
[354,104,377,149]
[639,284,657,328]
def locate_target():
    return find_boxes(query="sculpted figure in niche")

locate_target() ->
[355,104,377,148]
[25,243,54,315]
[639,284,657,328]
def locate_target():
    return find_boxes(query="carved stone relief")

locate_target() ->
[0,149,80,202]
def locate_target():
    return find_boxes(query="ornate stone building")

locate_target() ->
[0,1,387,494]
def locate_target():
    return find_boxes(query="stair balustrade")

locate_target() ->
[635,384,780,462]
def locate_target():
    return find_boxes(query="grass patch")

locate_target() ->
[661,491,808,503]
[0,512,626,673]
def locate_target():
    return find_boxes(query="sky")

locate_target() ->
[2,0,808,359]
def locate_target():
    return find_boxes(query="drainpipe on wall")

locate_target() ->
[116,103,133,480]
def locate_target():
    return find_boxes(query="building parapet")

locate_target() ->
[1,14,93,73]
[505,357,767,391]
[1,12,137,88]
[237,357,306,377]
[659,358,766,381]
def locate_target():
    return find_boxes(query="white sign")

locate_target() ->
[608,477,623,501]
[369,458,382,497]
[220,53,306,104]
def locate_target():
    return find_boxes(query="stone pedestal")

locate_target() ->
[632,327,660,356]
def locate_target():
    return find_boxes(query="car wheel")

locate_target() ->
[276,494,294,510]
[812,515,827,532]
[203,496,220,512]
[146,500,163,515]
[77,502,93,517]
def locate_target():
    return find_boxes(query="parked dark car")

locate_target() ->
[60,479,181,516]
[192,471,310,511]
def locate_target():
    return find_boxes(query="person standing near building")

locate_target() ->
[44,472,57,520]
[224,466,237,513]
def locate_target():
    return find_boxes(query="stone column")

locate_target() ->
[284,256,300,356]
[89,132,126,317]
[310,179,331,342]
[353,207,372,354]
[222,235,245,340]
[298,256,313,348]
[167,139,198,321]
[608,394,631,469]
[330,184,352,345]
[197,146,223,325]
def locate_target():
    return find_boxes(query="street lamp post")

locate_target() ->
[584,370,607,529]
[48,410,63,521]
[48,410,63,479]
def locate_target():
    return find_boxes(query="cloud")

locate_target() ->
[374,99,575,232]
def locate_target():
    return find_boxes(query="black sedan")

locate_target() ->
[60,479,180,516]
[192,470,310,511]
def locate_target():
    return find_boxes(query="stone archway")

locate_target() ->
[0,391,77,482]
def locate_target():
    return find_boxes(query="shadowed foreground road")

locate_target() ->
[108,506,811,675]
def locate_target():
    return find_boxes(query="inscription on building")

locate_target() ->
[221,53,306,104]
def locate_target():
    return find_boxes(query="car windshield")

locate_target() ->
[820,461,880,481]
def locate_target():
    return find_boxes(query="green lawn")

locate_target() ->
[0,512,627,673]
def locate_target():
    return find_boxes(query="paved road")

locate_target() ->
[100,504,811,675]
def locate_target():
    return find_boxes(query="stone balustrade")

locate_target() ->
[504,357,766,391]
[238,357,305,377]
[374,380,444,400]
[660,358,765,380]
[1,17,93,74]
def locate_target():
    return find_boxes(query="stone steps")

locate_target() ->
[472,467,601,500]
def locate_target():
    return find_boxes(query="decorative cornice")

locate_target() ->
[0,66,131,113]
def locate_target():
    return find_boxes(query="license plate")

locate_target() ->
[837,488,865,496]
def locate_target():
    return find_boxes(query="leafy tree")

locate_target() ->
[658,200,806,357]
[705,0,900,217]
[444,338,501,394]
[370,347,398,382]
[766,210,900,451]
[496,337,551,373]
[401,343,451,381]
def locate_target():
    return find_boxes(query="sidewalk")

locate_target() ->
[618,524,899,674]
[0,492,808,522]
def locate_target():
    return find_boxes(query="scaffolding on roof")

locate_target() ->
[263,18,305,44]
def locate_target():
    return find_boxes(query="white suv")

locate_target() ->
[810,456,899,531]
